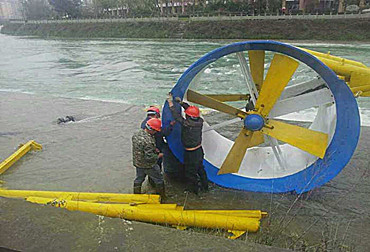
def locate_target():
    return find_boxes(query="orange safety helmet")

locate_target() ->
[146,118,162,132]
[147,106,160,117]
[185,106,200,118]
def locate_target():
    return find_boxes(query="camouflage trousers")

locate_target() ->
[134,164,164,186]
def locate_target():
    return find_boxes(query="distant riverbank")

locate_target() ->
[2,17,370,41]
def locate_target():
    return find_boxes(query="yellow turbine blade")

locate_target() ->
[255,54,299,117]
[187,89,248,118]
[248,50,265,91]
[251,131,265,146]
[261,119,328,159]
[218,129,264,175]
[206,94,249,102]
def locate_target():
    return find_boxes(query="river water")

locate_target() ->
[0,35,203,105]
[0,34,369,122]
[1,34,370,251]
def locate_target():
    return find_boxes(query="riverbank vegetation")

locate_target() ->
[2,18,370,41]
[20,0,370,21]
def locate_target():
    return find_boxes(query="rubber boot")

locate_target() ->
[201,183,209,192]
[133,183,142,194]
[155,183,166,202]
[185,180,199,195]
[200,179,209,192]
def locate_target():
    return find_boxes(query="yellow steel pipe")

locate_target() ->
[301,48,367,69]
[349,72,370,88]
[351,85,370,94]
[351,85,370,97]
[361,91,370,97]
[20,195,265,219]
[0,190,266,218]
[191,210,268,219]
[0,189,161,204]
[312,56,369,81]
[26,197,261,233]
[0,140,42,175]
[26,196,176,209]
[299,47,370,96]
[23,197,266,219]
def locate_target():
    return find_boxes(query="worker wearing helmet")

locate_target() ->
[140,106,175,173]
[132,118,165,199]
[140,106,161,129]
[167,93,208,194]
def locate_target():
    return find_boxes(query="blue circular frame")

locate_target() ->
[162,41,360,193]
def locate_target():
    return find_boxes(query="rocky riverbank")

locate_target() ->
[2,18,370,41]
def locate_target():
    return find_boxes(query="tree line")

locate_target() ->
[21,0,368,20]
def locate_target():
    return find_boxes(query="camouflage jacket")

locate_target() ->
[132,129,158,169]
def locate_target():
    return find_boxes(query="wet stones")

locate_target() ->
[57,116,75,124]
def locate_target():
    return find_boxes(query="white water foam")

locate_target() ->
[0,88,35,95]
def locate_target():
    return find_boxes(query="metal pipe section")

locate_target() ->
[26,197,261,233]
[301,48,367,69]
[0,189,161,204]
[313,56,369,81]
[299,47,370,96]
[0,140,42,175]
[190,210,268,219]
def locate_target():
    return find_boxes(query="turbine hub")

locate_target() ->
[244,114,265,131]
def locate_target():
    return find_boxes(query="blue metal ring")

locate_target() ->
[162,41,360,193]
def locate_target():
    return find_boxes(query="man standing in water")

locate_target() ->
[132,118,165,199]
[167,93,208,194]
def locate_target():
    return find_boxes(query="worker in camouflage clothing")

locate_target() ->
[132,118,165,199]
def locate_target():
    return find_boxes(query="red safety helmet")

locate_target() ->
[146,118,162,132]
[185,106,200,118]
[147,106,160,117]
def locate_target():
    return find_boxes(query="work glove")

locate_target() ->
[167,93,174,107]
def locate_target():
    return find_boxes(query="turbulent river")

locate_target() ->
[0,34,369,123]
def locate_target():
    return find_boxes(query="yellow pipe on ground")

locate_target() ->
[0,140,42,175]
[0,189,161,204]
[25,197,260,233]
[191,210,268,219]
[25,196,176,209]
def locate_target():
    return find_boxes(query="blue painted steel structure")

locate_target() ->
[244,114,265,131]
[162,41,360,193]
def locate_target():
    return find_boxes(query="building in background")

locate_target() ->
[0,0,23,20]
[294,0,368,13]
